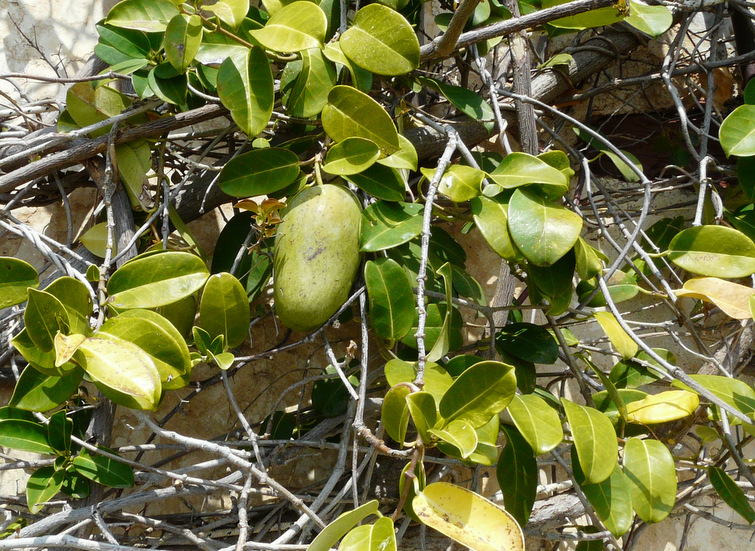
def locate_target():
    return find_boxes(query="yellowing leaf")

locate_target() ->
[53,332,86,367]
[413,482,524,551]
[594,311,638,360]
[625,390,699,424]
[676,277,755,320]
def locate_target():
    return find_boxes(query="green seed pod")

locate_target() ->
[273,184,362,331]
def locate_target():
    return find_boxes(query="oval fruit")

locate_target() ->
[273,184,362,331]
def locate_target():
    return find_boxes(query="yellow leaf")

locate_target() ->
[54,332,86,367]
[594,311,638,360]
[412,482,524,551]
[676,277,755,320]
[626,390,699,424]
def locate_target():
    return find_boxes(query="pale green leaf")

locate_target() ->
[623,437,676,523]
[562,399,617,484]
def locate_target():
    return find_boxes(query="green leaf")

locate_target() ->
[400,303,463,353]
[281,48,336,118]
[416,76,494,128]
[365,258,416,341]
[200,272,250,349]
[497,425,538,527]
[164,14,203,73]
[487,152,569,199]
[116,139,152,210]
[219,149,301,198]
[323,138,380,175]
[708,466,755,524]
[574,237,605,281]
[432,419,478,459]
[466,414,499,466]
[470,196,521,262]
[44,277,94,336]
[384,360,453,404]
[47,411,72,455]
[26,467,64,514]
[250,1,327,52]
[0,419,54,454]
[584,357,628,423]
[667,226,755,278]
[720,104,755,157]
[421,165,483,202]
[217,47,274,138]
[105,0,179,32]
[406,391,437,444]
[495,322,559,364]
[545,0,624,30]
[562,399,617,484]
[574,127,643,182]
[344,163,405,202]
[307,500,380,551]
[576,461,634,537]
[412,482,525,551]
[340,4,419,76]
[527,253,575,317]
[24,289,69,352]
[673,374,755,419]
[95,22,151,60]
[203,0,249,29]
[72,448,135,488]
[507,394,563,455]
[108,251,209,309]
[0,257,38,309]
[508,188,582,266]
[98,310,192,390]
[377,134,418,171]
[66,82,131,137]
[80,223,113,258]
[11,329,73,377]
[439,360,517,428]
[382,385,411,444]
[74,337,161,411]
[594,311,638,360]
[9,366,83,412]
[623,437,676,523]
[625,0,672,36]
[610,349,669,389]
[360,201,423,252]
[60,472,90,499]
[322,42,373,92]
[322,86,399,154]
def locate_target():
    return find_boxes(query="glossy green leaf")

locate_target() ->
[164,14,202,72]
[200,272,250,349]
[323,137,380,175]
[623,437,676,523]
[382,385,411,444]
[610,348,669,389]
[203,0,249,29]
[626,390,699,425]
[99,310,191,390]
[24,289,69,352]
[0,407,37,423]
[584,357,628,423]
[507,394,563,455]
[26,467,64,514]
[95,21,151,59]
[74,337,161,411]
[545,0,624,31]
[574,237,605,281]
[497,425,538,527]
[416,76,494,128]
[487,152,569,198]
[322,86,399,154]
[439,360,516,428]
[80,223,113,258]
[673,374,755,419]
[576,461,634,537]
[625,0,672,36]
[594,388,648,426]
[667,225,755,278]
[47,411,72,455]
[66,82,131,137]
[250,1,327,52]
[708,466,755,524]
[0,257,38,309]
[11,329,74,377]
[594,311,638,360]
[72,448,134,488]
[398,461,426,521]
[322,42,373,92]
[360,201,423,252]
[578,129,644,182]
[496,322,559,364]
[340,4,419,76]
[365,258,416,341]
[339,525,370,550]
[406,391,438,444]
[344,163,405,202]
[508,188,582,266]
[470,196,521,262]
[384,360,453,404]
[562,399,617,484]
[425,262,454,363]
[105,0,179,32]
[527,253,575,316]
[399,303,463,353]
[412,482,525,551]
[44,277,93,336]
[307,500,380,551]
[676,277,755,319]
[431,419,478,459]
[377,134,418,171]
[116,139,152,210]
[422,165,483,202]
[9,366,83,412]
[108,251,209,309]
[217,47,274,138]
[281,47,336,118]
[465,414,499,466]
[0,419,53,454]
[219,148,300,198]
[720,104,755,157]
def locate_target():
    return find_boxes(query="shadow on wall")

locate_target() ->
[0,0,120,99]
